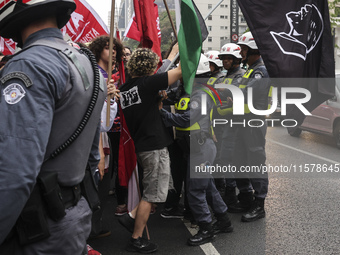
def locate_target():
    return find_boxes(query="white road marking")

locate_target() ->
[267,139,340,164]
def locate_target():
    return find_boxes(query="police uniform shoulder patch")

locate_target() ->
[191,100,199,109]
[3,83,26,104]
[254,73,263,79]
[0,72,33,88]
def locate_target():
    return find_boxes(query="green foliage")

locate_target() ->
[122,38,140,51]
[159,10,177,53]
[329,0,340,31]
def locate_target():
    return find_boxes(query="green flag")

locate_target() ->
[178,0,203,94]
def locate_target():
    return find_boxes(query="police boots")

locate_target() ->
[227,191,254,213]
[241,198,265,222]
[224,187,238,206]
[187,222,215,246]
[212,212,233,235]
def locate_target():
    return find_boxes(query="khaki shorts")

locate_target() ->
[137,147,171,203]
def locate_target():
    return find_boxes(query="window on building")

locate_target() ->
[208,47,212,50]
[220,37,225,40]
[208,37,212,42]
[208,26,212,31]
[220,4,224,8]
[220,26,224,30]
[220,15,225,19]
[208,15,212,20]
[208,4,212,9]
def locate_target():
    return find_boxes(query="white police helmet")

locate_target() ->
[218,43,242,59]
[196,54,210,75]
[204,50,223,67]
[237,32,258,50]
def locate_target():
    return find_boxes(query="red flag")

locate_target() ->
[61,0,109,43]
[133,0,162,66]
[118,109,137,187]
[124,13,142,42]
[116,29,137,188]
[0,37,16,55]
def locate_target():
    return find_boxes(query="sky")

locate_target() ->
[85,0,121,26]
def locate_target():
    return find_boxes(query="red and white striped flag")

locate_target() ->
[61,0,109,43]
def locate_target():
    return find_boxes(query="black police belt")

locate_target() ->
[59,184,82,209]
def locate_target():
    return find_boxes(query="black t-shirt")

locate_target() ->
[119,72,172,152]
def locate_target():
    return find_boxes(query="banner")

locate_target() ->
[237,0,335,124]
[61,0,109,43]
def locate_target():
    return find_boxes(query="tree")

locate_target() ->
[159,10,177,53]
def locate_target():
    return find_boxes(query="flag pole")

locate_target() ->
[203,0,223,20]
[106,0,116,127]
[165,0,223,72]
[163,0,178,41]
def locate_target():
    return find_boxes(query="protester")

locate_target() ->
[89,35,123,238]
[118,48,182,253]
[0,0,106,253]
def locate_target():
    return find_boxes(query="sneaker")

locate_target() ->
[125,237,158,253]
[160,207,184,219]
[115,205,128,216]
[88,230,111,240]
[187,229,215,246]
[87,244,102,255]
[118,213,135,233]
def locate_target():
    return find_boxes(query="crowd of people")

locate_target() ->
[0,0,272,254]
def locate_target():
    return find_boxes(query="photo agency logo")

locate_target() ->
[201,85,312,128]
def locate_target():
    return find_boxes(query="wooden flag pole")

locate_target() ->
[163,0,178,41]
[106,0,116,127]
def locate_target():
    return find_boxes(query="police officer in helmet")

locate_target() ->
[161,54,234,246]
[0,0,106,254]
[231,31,271,222]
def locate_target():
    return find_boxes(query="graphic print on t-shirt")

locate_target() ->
[120,86,142,109]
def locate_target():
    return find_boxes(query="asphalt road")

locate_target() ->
[88,126,340,255]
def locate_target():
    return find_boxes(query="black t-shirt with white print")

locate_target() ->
[119,72,172,153]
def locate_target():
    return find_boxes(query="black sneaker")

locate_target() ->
[126,237,158,253]
[241,200,266,222]
[160,207,184,219]
[187,229,215,246]
[118,214,135,233]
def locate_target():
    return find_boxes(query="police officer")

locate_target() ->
[231,32,271,222]
[215,43,253,209]
[161,54,233,246]
[0,1,105,254]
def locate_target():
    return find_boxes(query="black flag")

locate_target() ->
[237,0,335,125]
